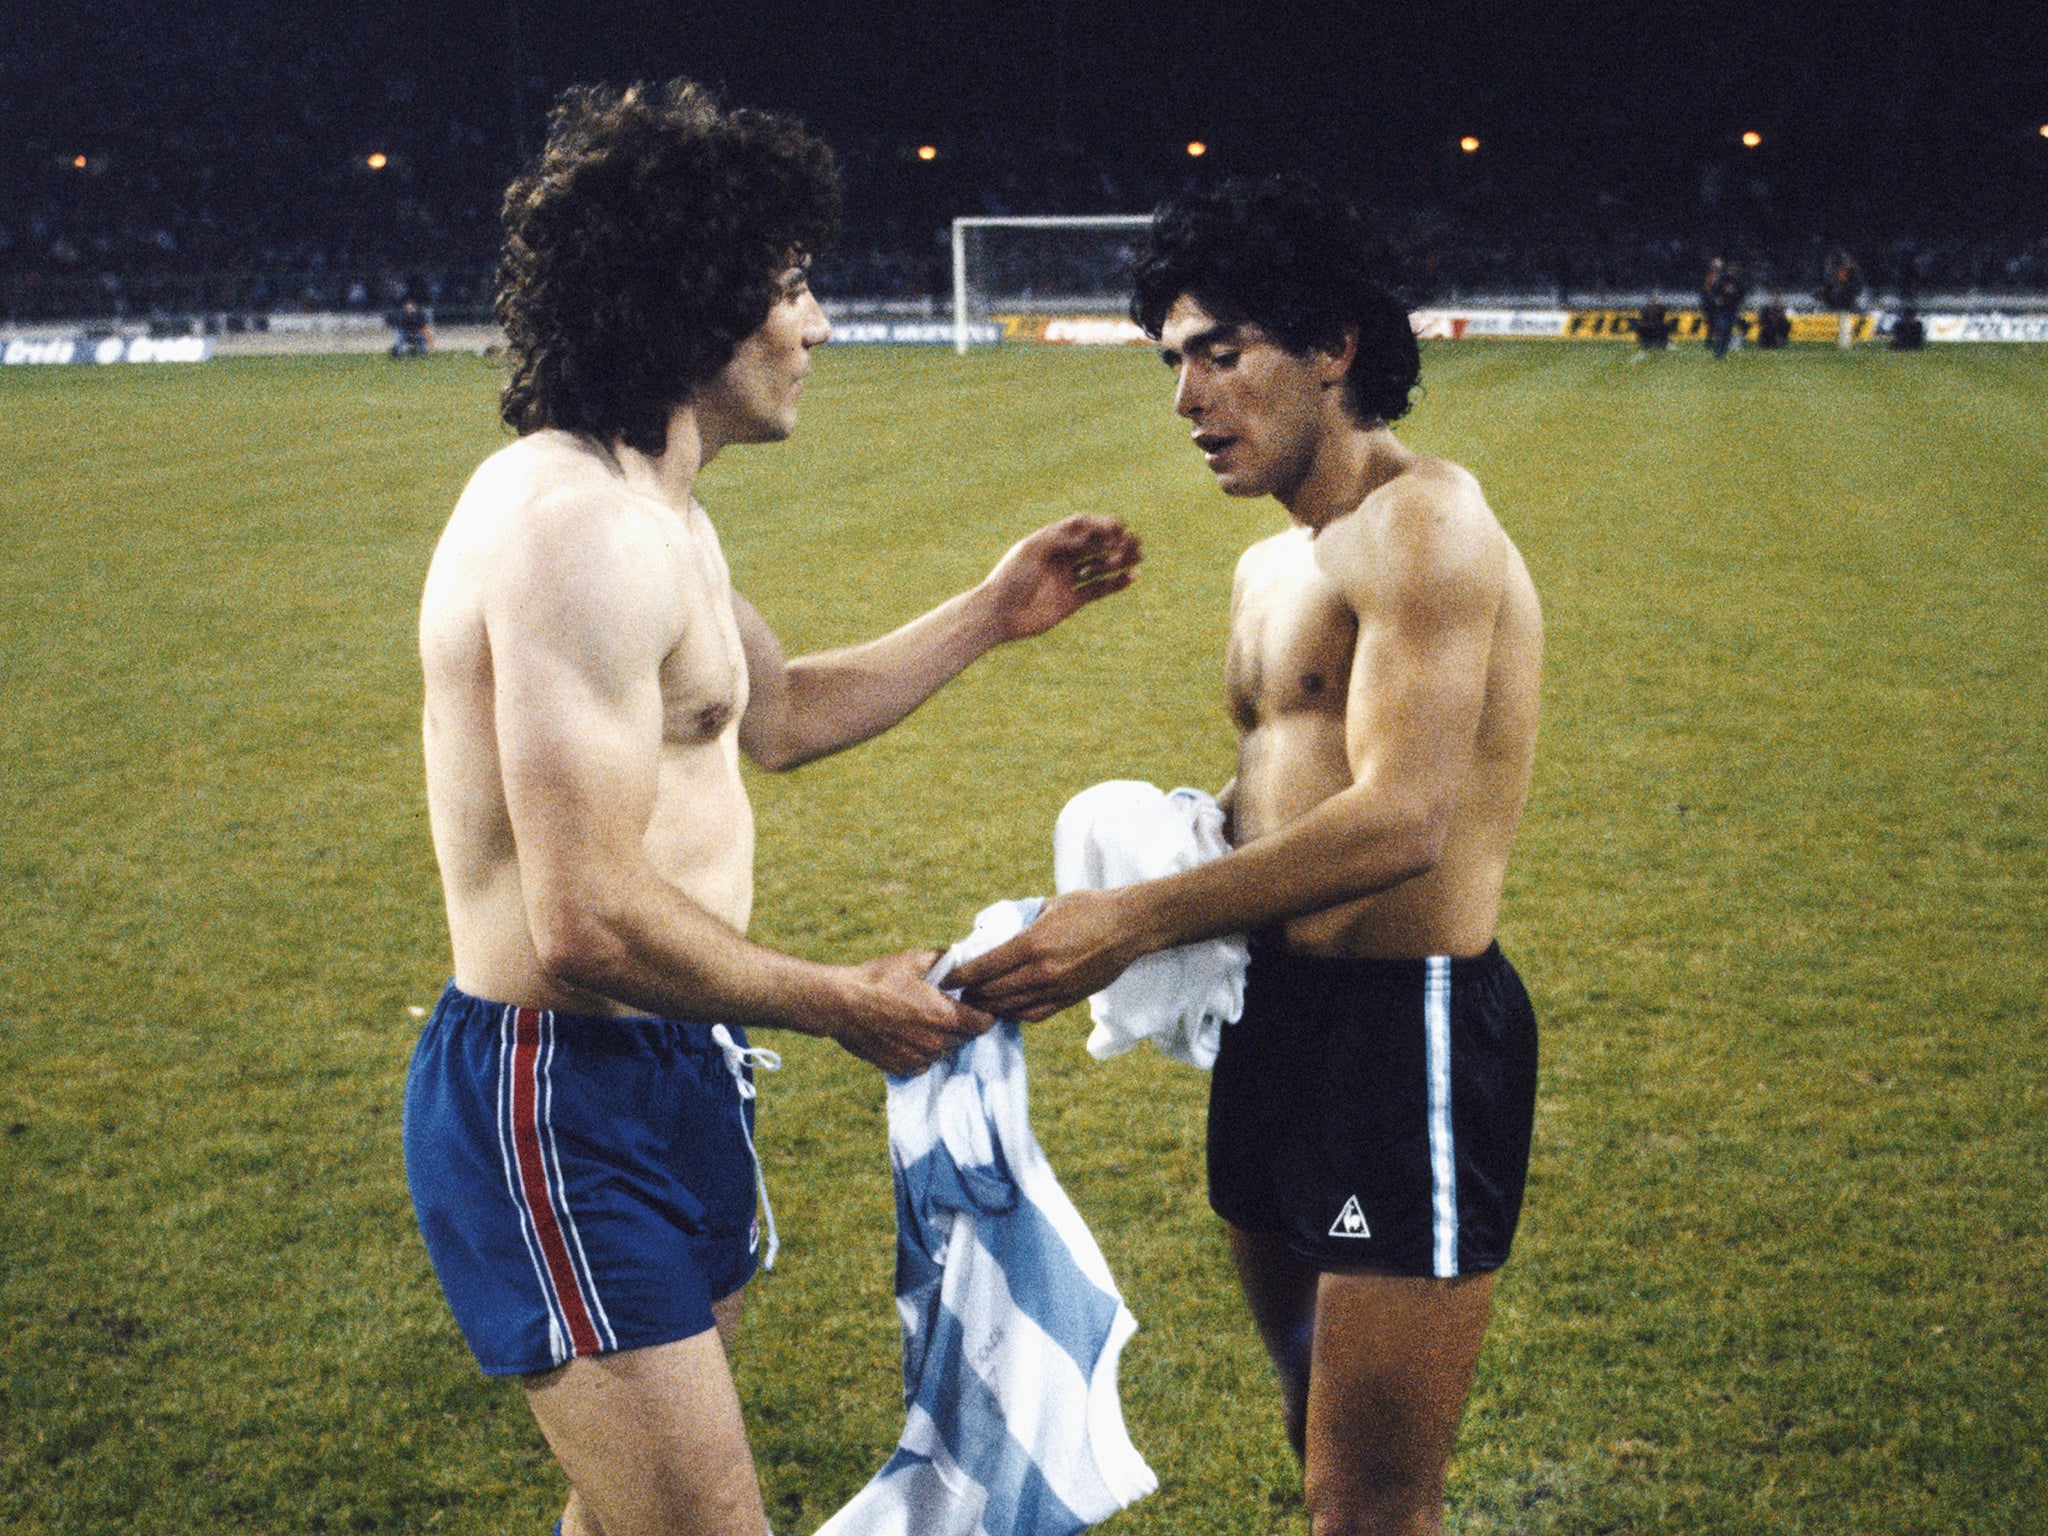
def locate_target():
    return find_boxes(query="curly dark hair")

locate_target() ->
[1130,175,1419,426]
[497,79,840,455]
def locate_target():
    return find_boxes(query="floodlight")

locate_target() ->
[1741,130,1762,148]
[2039,124,2048,138]
[1459,136,1480,153]
[367,152,389,169]
[917,145,937,161]
[1187,141,1207,157]
[73,155,87,169]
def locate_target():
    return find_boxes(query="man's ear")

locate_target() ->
[1317,327,1359,389]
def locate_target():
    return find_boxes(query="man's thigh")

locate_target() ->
[1304,1270,1494,1520]
[524,1322,767,1536]
[710,1286,746,1357]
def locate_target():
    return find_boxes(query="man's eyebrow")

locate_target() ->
[1161,322,1241,364]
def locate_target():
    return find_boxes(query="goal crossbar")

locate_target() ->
[951,215,1153,354]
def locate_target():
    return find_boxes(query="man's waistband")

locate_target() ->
[1244,936,1507,982]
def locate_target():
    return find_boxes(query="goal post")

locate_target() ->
[951,215,1154,354]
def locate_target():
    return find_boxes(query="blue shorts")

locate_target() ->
[402,983,763,1376]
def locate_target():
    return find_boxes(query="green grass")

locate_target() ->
[1,341,2043,1534]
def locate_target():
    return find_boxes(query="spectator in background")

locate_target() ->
[1701,257,1747,360]
[1888,307,1926,351]
[1820,250,1864,350]
[1633,294,1671,352]
[1754,294,1791,350]
[390,299,432,357]
[1698,259,1722,352]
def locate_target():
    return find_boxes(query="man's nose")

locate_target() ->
[801,291,831,347]
[1173,365,1201,419]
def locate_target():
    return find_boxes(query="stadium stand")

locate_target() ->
[6,35,2045,331]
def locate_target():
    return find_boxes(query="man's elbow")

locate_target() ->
[742,736,807,773]
[1371,798,1451,889]
[1397,826,1447,886]
[529,895,629,994]
[738,720,809,773]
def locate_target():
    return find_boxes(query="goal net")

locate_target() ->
[950,215,1153,353]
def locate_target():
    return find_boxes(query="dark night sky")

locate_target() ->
[6,1,2046,233]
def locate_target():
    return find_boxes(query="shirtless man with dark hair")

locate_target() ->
[404,81,1140,1536]
[954,176,1542,1536]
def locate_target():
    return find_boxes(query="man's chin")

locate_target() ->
[741,416,798,445]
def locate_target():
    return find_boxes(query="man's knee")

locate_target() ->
[524,1335,765,1536]
[1299,1271,1495,1535]
[1304,1464,1445,1536]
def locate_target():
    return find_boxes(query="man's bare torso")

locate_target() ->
[419,430,753,1013]
[1225,455,1542,958]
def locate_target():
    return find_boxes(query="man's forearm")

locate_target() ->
[1117,785,1441,954]
[535,866,855,1033]
[774,582,1005,766]
[946,784,1446,1020]
[532,861,987,1074]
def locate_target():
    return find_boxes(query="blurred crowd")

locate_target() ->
[7,119,2048,325]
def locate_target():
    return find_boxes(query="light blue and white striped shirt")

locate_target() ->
[815,900,1158,1536]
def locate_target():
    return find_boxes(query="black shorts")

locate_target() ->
[1207,940,1537,1277]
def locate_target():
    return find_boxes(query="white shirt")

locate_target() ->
[1053,780,1248,1070]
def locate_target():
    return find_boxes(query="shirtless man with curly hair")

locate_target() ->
[956,177,1542,1536]
[404,80,1139,1536]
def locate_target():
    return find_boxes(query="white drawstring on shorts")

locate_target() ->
[710,1024,783,1270]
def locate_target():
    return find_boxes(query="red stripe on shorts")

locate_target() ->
[509,1007,603,1358]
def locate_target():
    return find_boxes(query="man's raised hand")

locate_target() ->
[981,515,1142,642]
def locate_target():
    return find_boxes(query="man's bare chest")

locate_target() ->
[1225,543,1358,729]
[656,524,748,746]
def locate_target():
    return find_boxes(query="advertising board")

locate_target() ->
[1921,313,2048,343]
[2,336,214,365]
[831,320,1004,345]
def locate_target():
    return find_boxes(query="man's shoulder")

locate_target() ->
[459,430,622,515]
[1334,456,1495,554]
[1234,523,1310,571]
[1229,525,1322,608]
[427,433,694,636]
[1313,455,1507,607]
[447,432,675,562]
[1387,453,1486,509]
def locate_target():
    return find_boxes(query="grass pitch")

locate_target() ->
[1,340,2043,1534]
